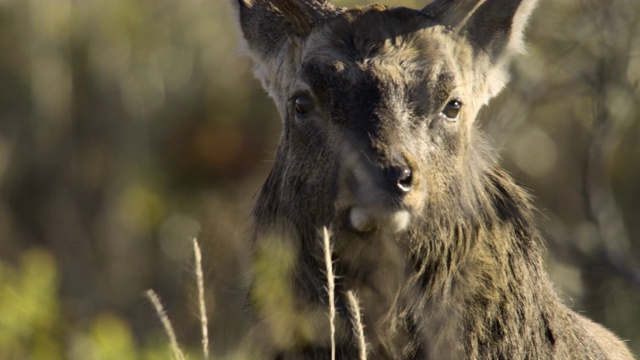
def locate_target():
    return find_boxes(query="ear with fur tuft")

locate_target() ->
[423,0,539,100]
[232,0,337,62]
[422,0,485,30]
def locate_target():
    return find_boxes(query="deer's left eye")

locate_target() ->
[441,99,462,120]
[294,95,316,115]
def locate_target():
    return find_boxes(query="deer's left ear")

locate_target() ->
[231,0,337,68]
[424,0,539,101]
[231,0,338,101]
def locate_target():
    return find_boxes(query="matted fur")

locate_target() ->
[231,0,635,359]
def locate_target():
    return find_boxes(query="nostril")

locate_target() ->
[385,166,413,193]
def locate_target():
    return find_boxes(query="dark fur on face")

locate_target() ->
[232,1,635,359]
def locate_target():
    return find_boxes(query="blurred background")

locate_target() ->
[0,0,638,358]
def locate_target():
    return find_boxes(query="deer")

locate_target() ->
[230,0,636,358]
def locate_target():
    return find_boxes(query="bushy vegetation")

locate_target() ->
[0,0,638,358]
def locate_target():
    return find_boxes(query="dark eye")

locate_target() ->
[294,95,316,115]
[441,99,462,120]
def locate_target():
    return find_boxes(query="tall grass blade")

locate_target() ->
[322,227,336,360]
[193,238,210,360]
[346,290,368,360]
[145,289,187,360]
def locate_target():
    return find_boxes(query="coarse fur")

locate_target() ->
[230,0,636,359]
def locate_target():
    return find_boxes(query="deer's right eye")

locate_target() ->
[441,99,462,120]
[294,95,316,115]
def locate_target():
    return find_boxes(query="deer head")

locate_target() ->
[232,0,538,237]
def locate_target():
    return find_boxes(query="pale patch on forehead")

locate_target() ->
[297,8,481,121]
[333,60,346,72]
[302,16,472,85]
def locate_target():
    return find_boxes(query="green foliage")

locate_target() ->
[252,239,316,349]
[0,250,188,360]
[0,249,62,360]
[0,0,637,357]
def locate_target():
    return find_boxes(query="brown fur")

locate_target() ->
[231,0,635,359]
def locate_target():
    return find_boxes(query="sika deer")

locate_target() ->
[231,0,635,358]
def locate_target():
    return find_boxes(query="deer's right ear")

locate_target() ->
[423,0,538,102]
[232,0,337,66]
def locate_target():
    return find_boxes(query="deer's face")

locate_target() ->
[289,10,487,233]
[234,1,536,234]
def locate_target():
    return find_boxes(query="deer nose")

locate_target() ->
[384,166,413,193]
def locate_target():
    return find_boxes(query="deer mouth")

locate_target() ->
[338,168,417,234]
[347,205,411,233]
[337,148,424,234]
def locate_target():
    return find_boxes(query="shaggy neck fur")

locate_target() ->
[250,143,629,359]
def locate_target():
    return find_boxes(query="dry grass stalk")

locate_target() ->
[193,238,210,360]
[322,226,336,360]
[145,289,187,360]
[346,290,368,360]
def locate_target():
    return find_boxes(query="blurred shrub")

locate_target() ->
[0,0,637,357]
[0,249,62,359]
[0,249,194,360]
